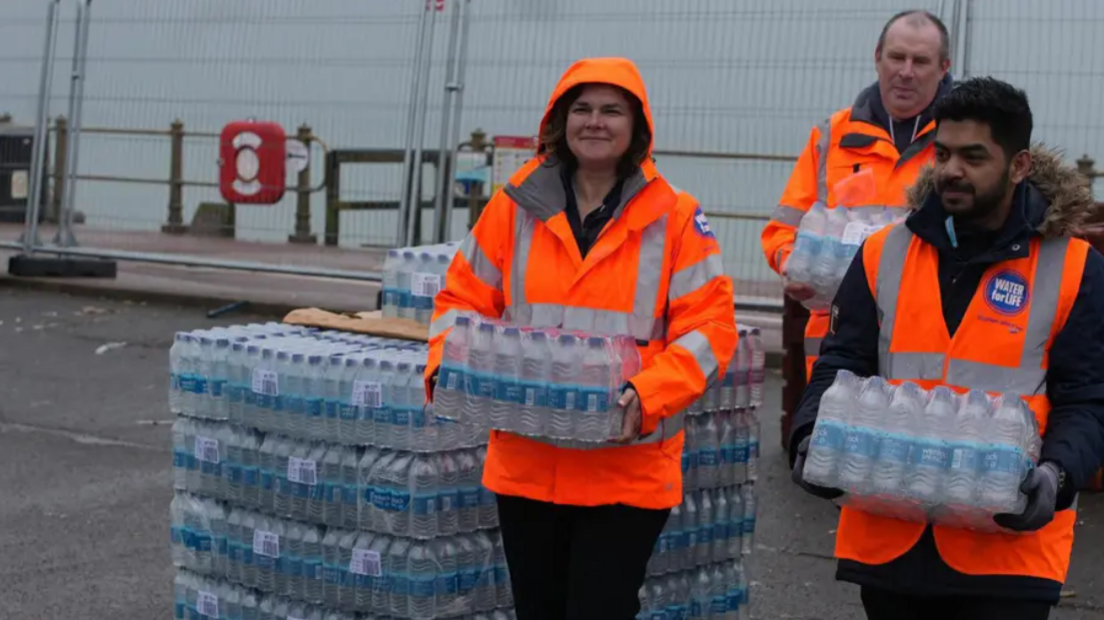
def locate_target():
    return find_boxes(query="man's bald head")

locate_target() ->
[876,10,950,63]
[875,9,952,119]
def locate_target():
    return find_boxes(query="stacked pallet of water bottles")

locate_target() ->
[169,321,516,620]
[636,324,764,620]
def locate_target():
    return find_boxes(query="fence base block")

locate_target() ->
[7,254,117,279]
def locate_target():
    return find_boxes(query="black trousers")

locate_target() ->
[496,493,670,620]
[861,586,1053,620]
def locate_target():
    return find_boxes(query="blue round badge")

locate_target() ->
[984,270,1030,316]
[693,207,715,239]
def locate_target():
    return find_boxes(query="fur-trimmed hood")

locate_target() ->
[904,144,1095,239]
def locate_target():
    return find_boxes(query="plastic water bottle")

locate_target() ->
[340,447,360,530]
[733,333,751,409]
[324,354,345,443]
[398,250,418,321]
[979,394,1033,513]
[907,385,957,504]
[382,249,401,318]
[285,352,307,438]
[803,368,861,485]
[388,537,412,617]
[392,361,416,452]
[437,451,460,537]
[664,504,686,573]
[838,376,892,493]
[434,536,459,613]
[338,356,361,444]
[718,410,737,487]
[227,341,248,426]
[726,485,744,560]
[463,321,497,428]
[712,487,729,564]
[696,489,715,567]
[302,525,324,604]
[810,206,849,303]
[871,381,924,496]
[549,334,579,438]
[518,330,551,436]
[410,453,439,539]
[408,541,438,619]
[435,315,471,420]
[172,417,192,490]
[748,328,766,408]
[690,567,711,619]
[490,326,523,431]
[456,449,481,533]
[697,413,721,490]
[375,358,398,450]
[304,354,326,440]
[732,409,750,485]
[578,336,616,441]
[741,484,757,556]
[785,201,827,283]
[169,333,186,414]
[945,389,990,508]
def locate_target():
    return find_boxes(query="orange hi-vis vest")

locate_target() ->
[842,222,1090,582]
[763,98,939,379]
[424,57,737,510]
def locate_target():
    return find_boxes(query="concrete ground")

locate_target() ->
[1,286,1102,619]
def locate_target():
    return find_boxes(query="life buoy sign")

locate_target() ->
[218,120,287,204]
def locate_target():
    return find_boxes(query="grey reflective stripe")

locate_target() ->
[804,336,822,358]
[512,302,664,342]
[458,234,502,290]
[673,329,720,384]
[669,253,725,301]
[506,208,538,320]
[503,155,650,224]
[874,225,915,375]
[814,118,832,203]
[429,308,458,339]
[884,352,946,381]
[518,409,687,450]
[943,237,1071,395]
[769,204,805,227]
[635,215,669,319]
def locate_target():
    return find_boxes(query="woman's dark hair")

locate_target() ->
[538,83,652,178]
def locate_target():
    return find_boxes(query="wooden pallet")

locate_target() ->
[282,307,429,343]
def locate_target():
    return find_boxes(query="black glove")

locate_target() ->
[993,462,1060,532]
[791,435,845,500]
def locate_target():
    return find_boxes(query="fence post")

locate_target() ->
[467,128,489,231]
[288,123,317,244]
[1077,154,1095,182]
[780,296,809,460]
[48,115,68,223]
[161,118,187,234]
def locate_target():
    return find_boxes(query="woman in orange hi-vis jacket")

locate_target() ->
[423,57,737,620]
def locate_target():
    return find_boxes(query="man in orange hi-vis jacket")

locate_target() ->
[762,9,953,381]
[423,57,737,619]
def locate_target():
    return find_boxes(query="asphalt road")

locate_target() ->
[1,286,1103,620]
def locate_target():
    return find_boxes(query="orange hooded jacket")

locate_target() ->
[423,57,738,509]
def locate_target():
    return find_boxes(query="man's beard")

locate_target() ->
[936,167,1011,225]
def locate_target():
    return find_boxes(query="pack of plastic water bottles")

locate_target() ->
[381,242,459,325]
[802,369,1042,532]
[783,202,904,311]
[432,313,643,443]
[637,324,763,620]
[169,322,516,620]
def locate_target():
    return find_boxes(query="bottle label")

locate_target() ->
[460,487,481,509]
[909,440,951,470]
[371,487,391,511]
[393,406,411,429]
[352,381,383,408]
[197,590,219,618]
[877,433,911,464]
[437,571,458,595]
[410,576,435,598]
[810,421,844,452]
[582,388,610,413]
[287,457,318,486]
[350,549,382,577]
[252,530,280,558]
[412,492,437,516]
[194,436,220,464]
[412,272,442,300]
[982,445,1025,475]
[548,385,578,411]
[843,428,879,459]
[495,379,523,404]
[305,397,323,418]
[458,567,479,593]
[522,383,548,408]
[699,448,720,467]
[324,399,340,420]
[251,369,279,397]
[950,443,981,472]
[720,444,737,465]
[440,365,464,392]
[390,489,412,512]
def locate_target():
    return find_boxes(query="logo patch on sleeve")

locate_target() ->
[693,207,715,239]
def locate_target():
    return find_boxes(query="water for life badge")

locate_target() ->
[984,270,1029,316]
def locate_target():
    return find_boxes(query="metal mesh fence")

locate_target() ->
[2,0,1103,300]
